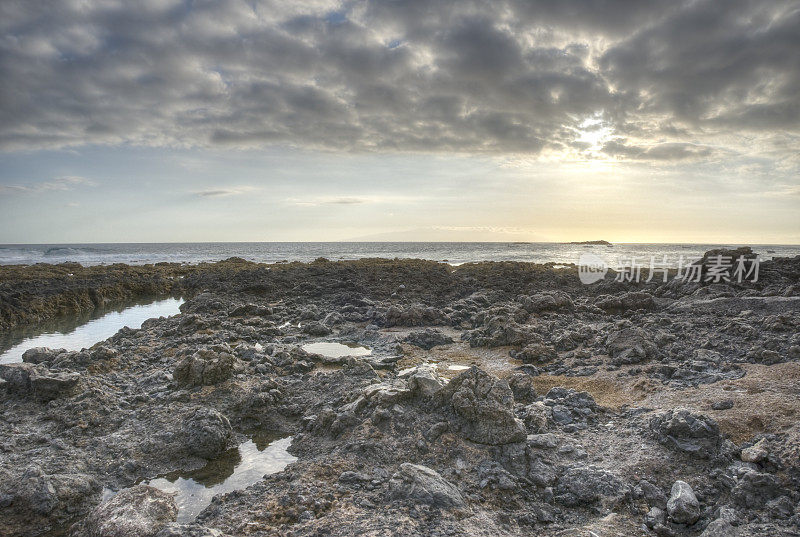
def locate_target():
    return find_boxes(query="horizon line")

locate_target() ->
[2,241,799,247]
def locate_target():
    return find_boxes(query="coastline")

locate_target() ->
[0,252,798,535]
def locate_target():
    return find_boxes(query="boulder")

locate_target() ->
[388,463,466,510]
[403,329,454,350]
[542,387,598,427]
[731,469,781,508]
[554,465,629,508]
[650,408,722,459]
[740,439,768,463]
[30,370,81,401]
[518,292,574,313]
[511,343,557,364]
[361,380,412,407]
[21,347,61,364]
[173,348,235,387]
[0,465,102,533]
[635,479,667,509]
[0,363,38,395]
[75,485,177,537]
[711,399,734,410]
[399,364,443,397]
[507,373,537,403]
[644,506,665,528]
[527,433,559,449]
[434,368,526,445]
[606,327,657,365]
[0,363,80,401]
[520,403,551,433]
[302,321,332,336]
[696,247,756,277]
[181,407,232,459]
[667,480,700,525]
[464,318,538,348]
[700,519,736,537]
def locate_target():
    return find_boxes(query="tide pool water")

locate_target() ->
[0,297,183,364]
[146,435,296,523]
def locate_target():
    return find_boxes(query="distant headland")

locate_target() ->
[565,240,613,246]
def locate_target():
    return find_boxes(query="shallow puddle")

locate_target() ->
[301,341,371,358]
[0,297,183,364]
[146,434,296,523]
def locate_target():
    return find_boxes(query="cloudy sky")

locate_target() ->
[1,0,798,243]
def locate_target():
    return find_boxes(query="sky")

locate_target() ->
[1,0,798,244]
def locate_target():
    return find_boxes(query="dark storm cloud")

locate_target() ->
[600,0,800,131]
[0,0,797,160]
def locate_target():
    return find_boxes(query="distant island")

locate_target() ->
[566,240,613,245]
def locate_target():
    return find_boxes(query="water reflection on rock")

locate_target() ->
[146,434,296,523]
[0,297,183,364]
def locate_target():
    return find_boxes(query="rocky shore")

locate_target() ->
[1,252,799,536]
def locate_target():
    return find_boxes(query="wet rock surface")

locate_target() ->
[1,254,799,536]
[73,485,178,537]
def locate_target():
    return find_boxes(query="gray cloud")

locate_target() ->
[193,186,256,197]
[601,141,721,161]
[0,0,797,167]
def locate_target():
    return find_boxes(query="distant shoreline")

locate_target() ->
[565,240,612,246]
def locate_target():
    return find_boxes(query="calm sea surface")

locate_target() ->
[1,242,798,268]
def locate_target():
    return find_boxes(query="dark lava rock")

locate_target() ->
[606,327,657,365]
[518,291,574,313]
[731,469,782,509]
[154,524,227,537]
[181,407,232,459]
[72,485,177,537]
[0,363,80,401]
[511,343,557,364]
[595,292,656,313]
[711,399,735,410]
[542,387,598,428]
[650,408,722,459]
[174,347,236,387]
[388,463,466,510]
[554,465,629,508]
[0,465,101,534]
[666,480,700,524]
[403,328,454,350]
[382,304,445,327]
[506,373,537,403]
[700,519,736,537]
[464,318,538,348]
[519,403,551,433]
[434,367,526,445]
[21,347,62,364]
[302,321,332,336]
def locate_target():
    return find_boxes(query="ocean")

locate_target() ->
[1,242,798,268]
